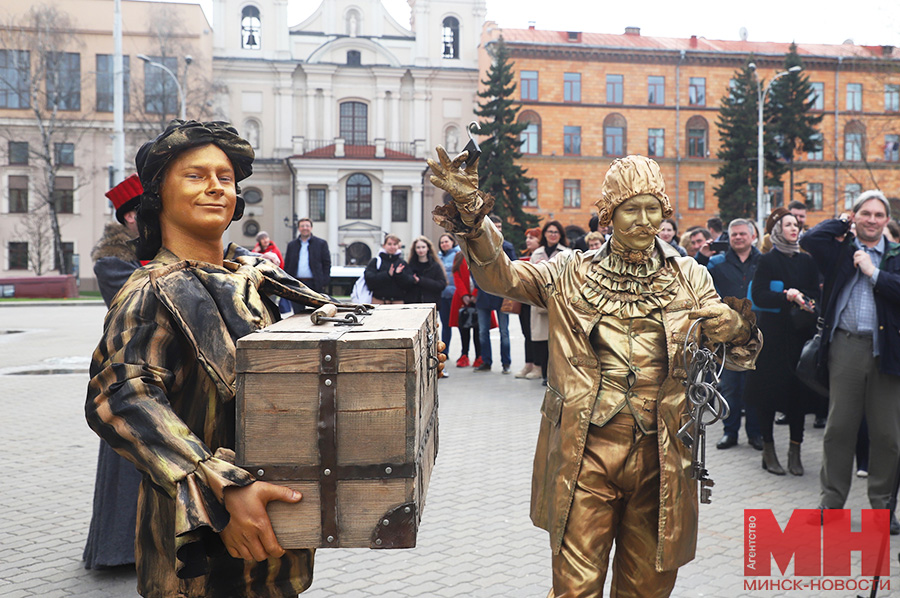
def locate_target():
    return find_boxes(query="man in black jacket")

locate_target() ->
[707,218,763,451]
[801,190,900,523]
[284,217,331,311]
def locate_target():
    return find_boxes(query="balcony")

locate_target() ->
[292,137,423,160]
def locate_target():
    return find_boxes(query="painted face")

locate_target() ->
[415,240,429,258]
[658,221,676,243]
[525,234,540,251]
[298,220,313,239]
[611,194,663,251]
[159,144,236,245]
[383,238,401,254]
[728,224,752,252]
[439,235,454,252]
[780,214,800,243]
[855,198,890,244]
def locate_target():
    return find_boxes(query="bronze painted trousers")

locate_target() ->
[551,412,677,598]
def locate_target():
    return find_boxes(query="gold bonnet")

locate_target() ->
[596,155,672,226]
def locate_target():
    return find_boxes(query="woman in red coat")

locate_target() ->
[449,252,495,367]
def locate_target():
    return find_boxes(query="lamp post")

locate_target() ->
[749,63,802,228]
[137,54,186,120]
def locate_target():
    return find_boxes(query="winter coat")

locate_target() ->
[364,251,411,302]
[91,222,141,307]
[706,247,761,301]
[800,218,900,377]
[252,240,284,269]
[529,244,565,341]
[403,258,447,304]
[458,221,761,572]
[448,257,496,329]
[284,234,331,292]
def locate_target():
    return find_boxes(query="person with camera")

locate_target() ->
[744,207,819,476]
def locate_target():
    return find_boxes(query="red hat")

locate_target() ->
[105,174,143,224]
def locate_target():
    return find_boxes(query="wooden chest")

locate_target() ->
[235,304,439,549]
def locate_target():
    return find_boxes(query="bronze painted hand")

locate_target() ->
[688,302,750,346]
[427,145,492,232]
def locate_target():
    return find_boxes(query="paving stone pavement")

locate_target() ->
[1,303,898,597]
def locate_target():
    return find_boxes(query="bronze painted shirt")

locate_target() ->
[85,249,330,598]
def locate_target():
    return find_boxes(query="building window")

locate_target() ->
[8,242,28,270]
[243,188,262,205]
[648,128,665,157]
[46,52,80,111]
[844,183,862,209]
[8,175,28,213]
[648,76,665,105]
[441,17,459,59]
[521,71,538,101]
[96,54,130,113]
[346,50,361,66]
[339,101,368,145]
[807,133,823,161]
[564,73,581,102]
[688,181,705,209]
[521,179,538,207]
[518,110,541,155]
[8,141,28,165]
[686,115,708,158]
[345,173,371,219]
[53,176,74,214]
[603,113,627,156]
[143,56,178,115]
[846,83,862,112]
[0,50,30,109]
[606,74,623,104]
[885,134,900,162]
[309,188,326,221]
[55,143,74,166]
[805,183,823,211]
[809,82,824,111]
[563,125,581,156]
[563,179,581,208]
[391,189,408,222]
[689,77,706,106]
[844,120,865,161]
[241,6,261,50]
[885,84,900,112]
[54,241,74,274]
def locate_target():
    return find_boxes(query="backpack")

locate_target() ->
[350,255,381,303]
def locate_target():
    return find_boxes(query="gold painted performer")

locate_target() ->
[428,150,762,597]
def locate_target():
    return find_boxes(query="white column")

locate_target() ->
[374,91,385,141]
[390,92,400,142]
[306,89,317,142]
[381,184,392,236]
[275,73,293,156]
[323,90,334,141]
[296,183,309,220]
[411,184,423,239]
[327,184,339,257]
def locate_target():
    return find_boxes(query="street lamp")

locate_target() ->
[749,63,802,229]
[137,54,186,120]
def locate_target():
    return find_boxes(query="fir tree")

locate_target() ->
[768,43,824,205]
[474,37,539,248]
[713,58,786,222]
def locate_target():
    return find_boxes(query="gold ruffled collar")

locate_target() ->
[580,241,679,318]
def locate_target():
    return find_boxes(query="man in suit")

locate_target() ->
[801,190,900,532]
[284,217,331,312]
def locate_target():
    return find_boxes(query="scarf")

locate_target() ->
[770,220,800,255]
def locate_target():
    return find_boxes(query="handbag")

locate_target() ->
[500,297,521,315]
[796,317,829,398]
[458,306,477,330]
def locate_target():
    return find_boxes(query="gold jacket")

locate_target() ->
[459,220,761,572]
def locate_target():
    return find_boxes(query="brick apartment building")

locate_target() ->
[480,24,900,234]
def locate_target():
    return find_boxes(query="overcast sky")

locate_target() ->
[187,0,899,47]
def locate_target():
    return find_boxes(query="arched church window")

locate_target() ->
[442,17,459,59]
[241,6,261,50]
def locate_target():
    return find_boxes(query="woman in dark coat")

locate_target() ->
[744,208,820,476]
[365,234,411,303]
[403,236,447,304]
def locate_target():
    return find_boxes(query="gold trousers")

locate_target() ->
[551,413,677,598]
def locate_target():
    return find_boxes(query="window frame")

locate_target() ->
[885,134,900,163]
[564,72,581,103]
[143,56,179,115]
[844,183,862,209]
[648,76,665,105]
[806,182,824,211]
[0,50,30,109]
[241,5,261,50]
[8,241,28,270]
[53,175,74,214]
[688,181,705,209]
[809,82,825,111]
[606,74,623,104]
[8,141,28,165]
[885,84,900,113]
[563,179,581,208]
[96,54,130,113]
[309,187,326,222]
[46,51,81,111]
[339,101,368,146]
[688,77,706,106]
[441,16,460,59]
[8,175,28,214]
[521,70,538,101]
[391,188,408,222]
[345,173,372,220]
[846,83,863,112]
[563,125,581,156]
[647,128,665,157]
[54,142,74,167]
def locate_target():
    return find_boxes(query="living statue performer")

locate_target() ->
[85,120,343,597]
[428,149,762,597]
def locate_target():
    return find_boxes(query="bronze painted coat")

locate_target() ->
[459,220,760,572]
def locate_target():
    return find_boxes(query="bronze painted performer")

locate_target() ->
[429,150,762,597]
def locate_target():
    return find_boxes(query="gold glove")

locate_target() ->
[427,145,492,231]
[687,301,751,346]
